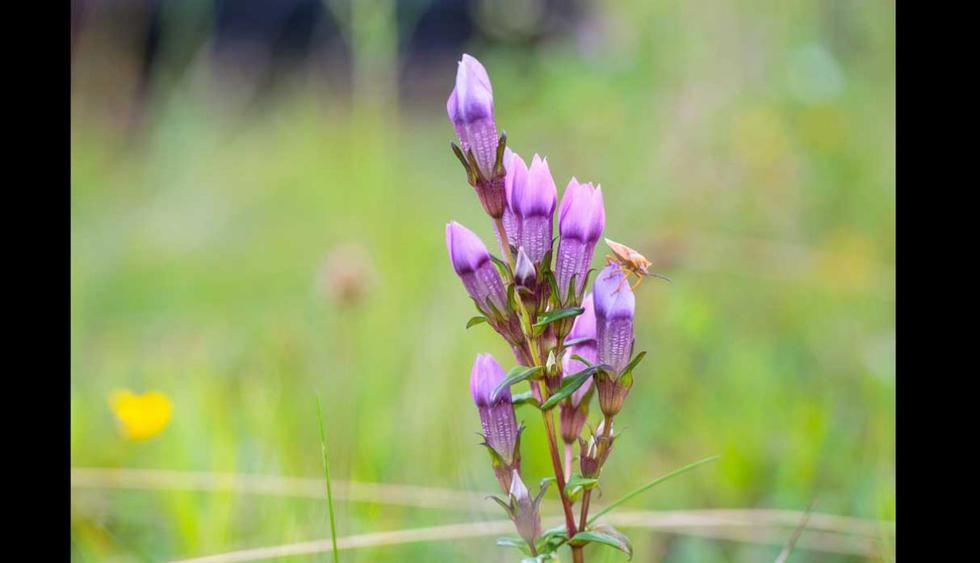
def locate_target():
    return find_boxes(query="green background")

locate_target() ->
[71,0,895,560]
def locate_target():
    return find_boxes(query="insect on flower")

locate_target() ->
[604,238,670,292]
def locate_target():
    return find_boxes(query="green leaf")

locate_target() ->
[536,526,569,551]
[315,397,340,563]
[492,366,544,402]
[619,351,647,378]
[496,536,532,556]
[486,494,514,517]
[540,366,599,410]
[466,316,488,329]
[563,336,595,347]
[572,526,633,559]
[533,306,585,329]
[511,391,540,408]
[587,455,721,525]
[571,354,595,367]
[565,474,599,494]
[490,254,512,278]
[544,271,561,307]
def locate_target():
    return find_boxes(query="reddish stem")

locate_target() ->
[533,380,578,539]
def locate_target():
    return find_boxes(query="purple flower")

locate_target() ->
[446,222,509,316]
[593,263,635,374]
[563,293,597,404]
[447,54,498,180]
[508,470,542,547]
[593,264,636,417]
[500,148,527,252]
[560,293,597,443]
[555,179,605,301]
[471,354,520,464]
[511,155,557,264]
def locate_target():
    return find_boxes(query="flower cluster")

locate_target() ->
[445,54,651,562]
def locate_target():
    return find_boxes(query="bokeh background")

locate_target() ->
[70,0,895,561]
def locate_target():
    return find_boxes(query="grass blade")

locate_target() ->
[587,455,720,525]
[774,499,815,563]
[316,396,340,563]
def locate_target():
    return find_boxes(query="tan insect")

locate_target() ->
[604,238,670,292]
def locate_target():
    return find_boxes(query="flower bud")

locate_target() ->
[511,155,557,265]
[593,264,635,374]
[513,246,536,291]
[500,148,527,252]
[594,264,636,417]
[555,179,605,302]
[508,470,542,548]
[559,294,597,443]
[447,54,497,179]
[446,222,509,316]
[471,354,522,492]
[579,419,615,478]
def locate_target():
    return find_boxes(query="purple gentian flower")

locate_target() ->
[471,353,522,493]
[446,222,508,316]
[511,155,557,265]
[593,264,637,417]
[508,470,542,548]
[555,178,605,302]
[500,148,528,252]
[471,354,520,463]
[447,54,498,179]
[593,263,635,373]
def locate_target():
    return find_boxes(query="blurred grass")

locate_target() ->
[71,0,894,561]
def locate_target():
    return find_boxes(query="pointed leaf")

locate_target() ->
[540,366,599,410]
[571,354,595,367]
[466,316,488,329]
[486,495,514,517]
[496,536,532,556]
[511,390,540,408]
[537,526,569,551]
[490,254,512,279]
[619,350,647,378]
[564,474,600,494]
[572,527,633,559]
[492,366,544,402]
[533,306,585,329]
[544,270,561,307]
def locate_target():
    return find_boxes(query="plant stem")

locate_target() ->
[526,339,578,544]
[563,442,573,481]
[572,545,585,563]
[494,217,514,267]
[532,380,578,539]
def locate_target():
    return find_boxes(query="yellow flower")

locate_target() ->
[109,389,173,441]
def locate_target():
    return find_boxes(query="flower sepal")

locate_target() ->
[480,423,525,493]
[486,470,548,551]
[579,420,616,478]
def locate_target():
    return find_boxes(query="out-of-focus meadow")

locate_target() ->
[70,0,895,561]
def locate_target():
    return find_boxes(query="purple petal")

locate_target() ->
[559,179,605,244]
[446,221,490,275]
[593,263,635,321]
[513,155,557,219]
[470,353,508,406]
